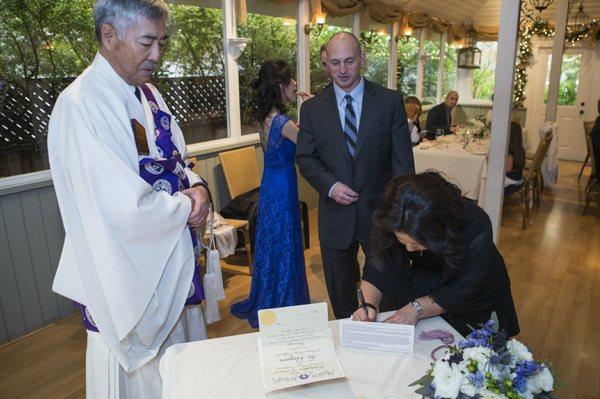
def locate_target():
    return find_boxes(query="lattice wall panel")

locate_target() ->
[0,76,227,152]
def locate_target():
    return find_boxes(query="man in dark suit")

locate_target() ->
[425,90,459,136]
[296,32,415,319]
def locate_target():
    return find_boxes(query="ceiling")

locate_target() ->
[391,0,600,26]
[174,0,600,28]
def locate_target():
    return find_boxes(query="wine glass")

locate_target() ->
[435,128,444,140]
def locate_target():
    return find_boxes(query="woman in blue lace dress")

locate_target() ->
[231,60,311,327]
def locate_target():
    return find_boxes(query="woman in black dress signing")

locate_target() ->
[353,172,520,337]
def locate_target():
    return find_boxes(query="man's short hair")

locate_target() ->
[93,0,171,42]
[320,43,328,54]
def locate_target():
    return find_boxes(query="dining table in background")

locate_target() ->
[413,135,489,207]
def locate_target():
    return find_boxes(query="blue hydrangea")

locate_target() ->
[512,360,543,393]
[468,371,485,388]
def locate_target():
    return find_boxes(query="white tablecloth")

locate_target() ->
[160,315,463,399]
[413,136,488,207]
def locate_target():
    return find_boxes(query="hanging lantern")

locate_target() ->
[568,1,590,32]
[529,0,554,12]
[457,28,481,69]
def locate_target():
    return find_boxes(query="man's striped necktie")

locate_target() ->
[344,94,358,158]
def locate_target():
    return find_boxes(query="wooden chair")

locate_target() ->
[517,129,553,229]
[578,121,595,180]
[218,146,311,272]
[582,132,599,215]
[217,146,259,274]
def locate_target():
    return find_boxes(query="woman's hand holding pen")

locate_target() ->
[352,306,377,322]
[352,288,378,322]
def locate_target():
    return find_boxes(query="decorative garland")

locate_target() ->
[514,19,600,108]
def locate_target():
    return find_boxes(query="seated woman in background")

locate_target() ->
[404,96,422,145]
[505,122,526,196]
[353,172,520,337]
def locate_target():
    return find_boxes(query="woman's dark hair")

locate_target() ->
[371,171,468,269]
[509,122,526,172]
[251,59,292,123]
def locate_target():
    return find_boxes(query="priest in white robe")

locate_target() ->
[47,1,210,397]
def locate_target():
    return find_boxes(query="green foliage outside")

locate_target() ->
[396,37,419,97]
[544,54,580,106]
[1,1,460,120]
[360,31,390,88]
[423,35,441,105]
[472,42,497,100]
[443,44,457,96]
[0,0,96,89]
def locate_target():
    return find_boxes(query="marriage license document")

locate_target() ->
[258,303,345,392]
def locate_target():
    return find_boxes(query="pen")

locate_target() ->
[357,288,369,318]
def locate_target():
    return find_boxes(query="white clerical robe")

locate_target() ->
[48,53,207,398]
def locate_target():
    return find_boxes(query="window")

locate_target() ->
[472,41,497,100]
[443,42,457,96]
[544,54,581,106]
[237,14,297,133]
[396,36,419,96]
[0,3,228,178]
[422,32,441,105]
[361,30,390,87]
[158,6,227,144]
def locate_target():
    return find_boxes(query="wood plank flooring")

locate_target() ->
[0,160,598,398]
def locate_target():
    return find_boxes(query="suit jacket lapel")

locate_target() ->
[353,79,376,162]
[322,86,352,164]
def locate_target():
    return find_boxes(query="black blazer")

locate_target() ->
[362,199,520,337]
[425,102,452,135]
[296,79,415,250]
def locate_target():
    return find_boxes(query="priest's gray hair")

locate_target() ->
[93,0,171,42]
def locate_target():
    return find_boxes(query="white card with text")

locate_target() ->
[338,318,415,354]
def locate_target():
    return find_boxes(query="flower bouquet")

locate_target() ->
[410,320,555,399]
[465,118,486,138]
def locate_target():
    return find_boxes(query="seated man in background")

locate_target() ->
[425,90,459,136]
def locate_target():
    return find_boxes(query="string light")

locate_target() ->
[513,19,599,107]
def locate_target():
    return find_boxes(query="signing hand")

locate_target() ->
[181,186,210,227]
[352,306,377,322]
[383,304,419,325]
[330,183,359,206]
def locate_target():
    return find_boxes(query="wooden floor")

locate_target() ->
[0,160,598,398]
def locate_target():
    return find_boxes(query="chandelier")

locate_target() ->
[530,0,554,12]
[568,1,590,31]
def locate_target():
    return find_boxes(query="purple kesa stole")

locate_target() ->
[76,84,204,333]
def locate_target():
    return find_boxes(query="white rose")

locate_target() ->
[459,381,478,397]
[432,360,464,398]
[529,366,554,393]
[507,339,533,362]
[462,347,493,370]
